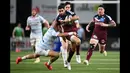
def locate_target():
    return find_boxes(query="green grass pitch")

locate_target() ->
[10,50,120,73]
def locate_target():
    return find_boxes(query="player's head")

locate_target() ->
[58,4,65,15]
[65,2,71,11]
[32,8,37,16]
[97,5,105,15]
[17,23,21,27]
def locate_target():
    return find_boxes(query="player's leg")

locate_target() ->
[60,37,68,68]
[67,42,76,70]
[34,37,43,63]
[66,35,81,70]
[44,50,60,70]
[15,37,21,52]
[98,39,107,56]
[16,42,44,64]
[83,37,99,66]
[70,35,81,63]
[30,37,40,63]
[75,37,82,64]
[16,53,40,64]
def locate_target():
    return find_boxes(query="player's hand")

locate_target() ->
[86,25,90,32]
[59,20,64,23]
[25,27,30,30]
[100,23,108,27]
[73,32,77,35]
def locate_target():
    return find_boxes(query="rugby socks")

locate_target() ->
[61,47,67,64]
[76,45,80,55]
[67,48,75,62]
[86,48,93,61]
[22,56,27,60]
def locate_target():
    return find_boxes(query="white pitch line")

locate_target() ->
[97,68,120,70]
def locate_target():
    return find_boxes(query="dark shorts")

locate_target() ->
[91,32,107,44]
[53,37,62,52]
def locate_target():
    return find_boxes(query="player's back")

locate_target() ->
[42,27,58,46]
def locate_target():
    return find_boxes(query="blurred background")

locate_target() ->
[10,0,120,51]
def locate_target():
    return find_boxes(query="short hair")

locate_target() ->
[58,4,65,9]
[65,2,71,5]
[98,5,105,9]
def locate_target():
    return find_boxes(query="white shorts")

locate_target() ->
[30,35,42,46]
[14,37,22,42]
[35,40,51,56]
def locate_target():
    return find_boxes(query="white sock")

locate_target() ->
[22,56,27,60]
[61,47,67,64]
[47,60,51,65]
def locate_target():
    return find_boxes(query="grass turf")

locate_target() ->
[10,50,120,73]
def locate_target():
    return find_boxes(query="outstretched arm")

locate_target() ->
[86,20,94,32]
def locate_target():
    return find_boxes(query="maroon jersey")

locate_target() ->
[91,14,113,44]
[63,21,78,32]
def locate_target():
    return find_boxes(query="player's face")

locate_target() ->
[65,5,71,11]
[98,7,105,15]
[32,10,37,16]
[18,23,21,27]
[58,8,65,15]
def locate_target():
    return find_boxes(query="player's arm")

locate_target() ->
[64,11,79,22]
[70,15,79,21]
[100,16,116,27]
[100,20,116,27]
[57,32,76,37]
[12,27,16,38]
[51,29,76,37]
[82,29,86,41]
[43,19,50,28]
[25,17,31,30]
[75,20,80,28]
[40,16,50,28]
[86,19,95,32]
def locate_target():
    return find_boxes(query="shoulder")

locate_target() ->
[105,14,112,19]
[66,10,75,15]
[104,14,112,20]
[93,14,98,18]
[38,15,44,18]
[55,15,61,20]
[27,16,32,20]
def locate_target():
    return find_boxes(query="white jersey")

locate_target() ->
[27,14,46,37]
[36,26,60,50]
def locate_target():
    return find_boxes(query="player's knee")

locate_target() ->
[76,38,81,45]
[71,36,81,45]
